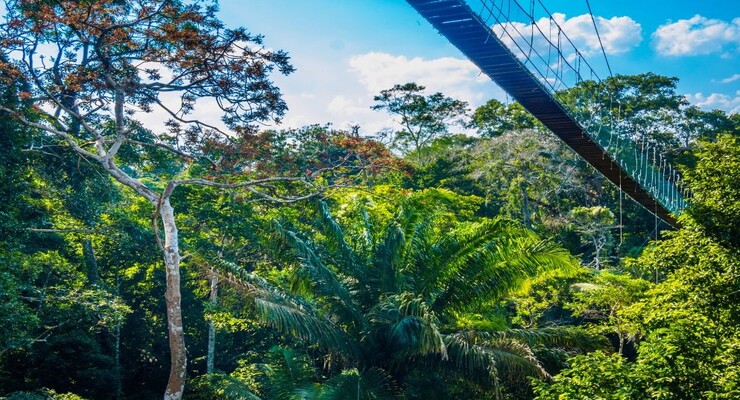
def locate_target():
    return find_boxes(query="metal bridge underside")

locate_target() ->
[406,0,677,225]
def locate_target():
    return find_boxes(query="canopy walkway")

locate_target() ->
[405,0,687,226]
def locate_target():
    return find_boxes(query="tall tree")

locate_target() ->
[0,55,40,356]
[372,83,468,164]
[557,73,688,153]
[466,130,589,229]
[568,206,617,269]
[676,106,736,149]
[1,53,134,398]
[469,99,540,137]
[0,1,371,397]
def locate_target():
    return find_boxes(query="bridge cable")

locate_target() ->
[585,0,613,78]
[619,171,623,245]
[469,0,684,220]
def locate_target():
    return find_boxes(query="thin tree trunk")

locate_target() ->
[82,239,99,283]
[521,185,531,228]
[114,264,123,400]
[414,137,423,165]
[592,236,601,270]
[160,198,187,400]
[206,274,218,374]
[114,320,122,399]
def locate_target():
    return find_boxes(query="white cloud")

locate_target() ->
[492,13,642,59]
[685,91,740,114]
[490,13,641,88]
[341,52,505,134]
[348,52,493,104]
[652,15,740,56]
[563,14,643,56]
[719,73,740,84]
[327,95,375,119]
[277,91,331,129]
[145,52,505,135]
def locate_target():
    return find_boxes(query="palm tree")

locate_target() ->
[218,195,595,399]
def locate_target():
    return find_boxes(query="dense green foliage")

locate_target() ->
[533,136,740,399]
[1,3,738,398]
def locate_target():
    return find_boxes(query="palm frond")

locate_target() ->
[272,220,365,330]
[403,216,437,281]
[446,328,606,383]
[253,298,359,358]
[478,338,547,382]
[393,203,429,237]
[426,218,520,284]
[368,293,447,360]
[444,331,548,383]
[296,368,403,400]
[371,221,405,294]
[315,201,366,284]
[213,258,280,294]
[442,332,499,385]
[405,218,522,311]
[431,220,578,315]
[261,346,317,400]
[477,327,607,350]
[215,260,360,358]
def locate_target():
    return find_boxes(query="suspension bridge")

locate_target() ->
[405,0,688,226]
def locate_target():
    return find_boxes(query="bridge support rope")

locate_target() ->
[405,0,684,226]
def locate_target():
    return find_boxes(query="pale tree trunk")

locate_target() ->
[99,159,188,400]
[160,198,187,400]
[114,318,122,399]
[592,236,602,270]
[611,307,625,355]
[206,274,218,374]
[592,233,609,270]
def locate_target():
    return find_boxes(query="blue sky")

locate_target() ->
[215,0,739,133]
